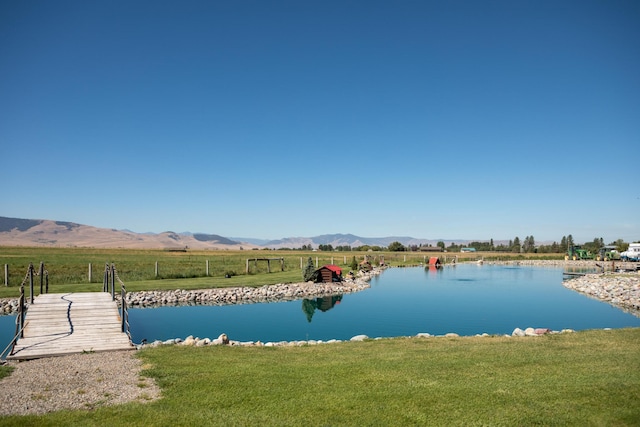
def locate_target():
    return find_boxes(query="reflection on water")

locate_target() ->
[134,265,640,342]
[302,295,342,322]
[5,265,635,346]
[425,265,444,275]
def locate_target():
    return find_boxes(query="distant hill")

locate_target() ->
[0,216,252,250]
[263,233,467,249]
[0,216,476,250]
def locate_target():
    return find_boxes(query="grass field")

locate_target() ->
[0,328,638,426]
[0,246,563,298]
[0,247,636,425]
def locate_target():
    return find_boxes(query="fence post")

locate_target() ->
[155,261,159,278]
[4,264,7,286]
[29,263,34,304]
[300,257,303,269]
[316,257,318,268]
[88,263,92,283]
[206,260,209,276]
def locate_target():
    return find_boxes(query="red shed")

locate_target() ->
[316,265,343,283]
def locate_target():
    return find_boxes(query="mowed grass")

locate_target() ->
[0,328,638,426]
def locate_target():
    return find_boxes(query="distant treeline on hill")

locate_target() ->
[272,235,632,254]
[439,235,630,254]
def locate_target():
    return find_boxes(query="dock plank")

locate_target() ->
[8,292,133,360]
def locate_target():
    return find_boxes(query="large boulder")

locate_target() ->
[512,328,525,337]
[212,333,229,345]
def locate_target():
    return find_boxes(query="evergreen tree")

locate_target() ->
[522,236,535,253]
[512,237,521,253]
[303,257,315,282]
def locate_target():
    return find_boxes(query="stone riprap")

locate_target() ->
[0,269,379,315]
[481,259,638,271]
[0,298,20,315]
[562,272,640,315]
[138,328,577,350]
[124,269,378,308]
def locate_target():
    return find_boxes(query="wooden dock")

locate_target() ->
[7,292,133,360]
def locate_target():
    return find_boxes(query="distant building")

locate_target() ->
[419,246,442,252]
[460,247,477,253]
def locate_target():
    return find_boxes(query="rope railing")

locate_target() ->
[1,262,47,359]
[15,262,50,304]
[103,263,131,340]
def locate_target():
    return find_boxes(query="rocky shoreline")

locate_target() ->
[140,326,582,350]
[562,271,640,315]
[0,268,380,315]
[2,261,638,336]
[123,269,377,309]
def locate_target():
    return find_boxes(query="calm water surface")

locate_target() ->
[2,265,639,349]
[127,264,640,343]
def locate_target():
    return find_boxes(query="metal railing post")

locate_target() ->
[103,263,109,293]
[121,285,127,333]
[110,264,115,300]
[39,262,44,294]
[29,263,34,304]
[17,284,25,339]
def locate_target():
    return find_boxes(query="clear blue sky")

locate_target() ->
[2,1,639,243]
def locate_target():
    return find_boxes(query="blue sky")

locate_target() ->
[1,1,639,243]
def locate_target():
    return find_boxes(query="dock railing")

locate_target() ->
[1,262,47,359]
[103,263,131,340]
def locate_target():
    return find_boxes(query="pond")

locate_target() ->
[2,264,639,349]
[127,264,640,343]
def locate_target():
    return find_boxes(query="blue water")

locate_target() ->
[2,265,639,348]
[127,264,640,343]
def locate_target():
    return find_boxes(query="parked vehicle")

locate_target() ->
[566,245,593,260]
[596,246,620,261]
[620,243,640,262]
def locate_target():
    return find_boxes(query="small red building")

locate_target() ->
[315,264,343,283]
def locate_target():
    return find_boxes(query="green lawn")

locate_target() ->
[0,246,563,298]
[1,328,638,426]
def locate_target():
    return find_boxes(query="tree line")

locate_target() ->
[274,236,634,254]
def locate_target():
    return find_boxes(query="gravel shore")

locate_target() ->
[0,350,161,416]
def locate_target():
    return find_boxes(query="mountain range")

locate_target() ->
[0,216,469,250]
